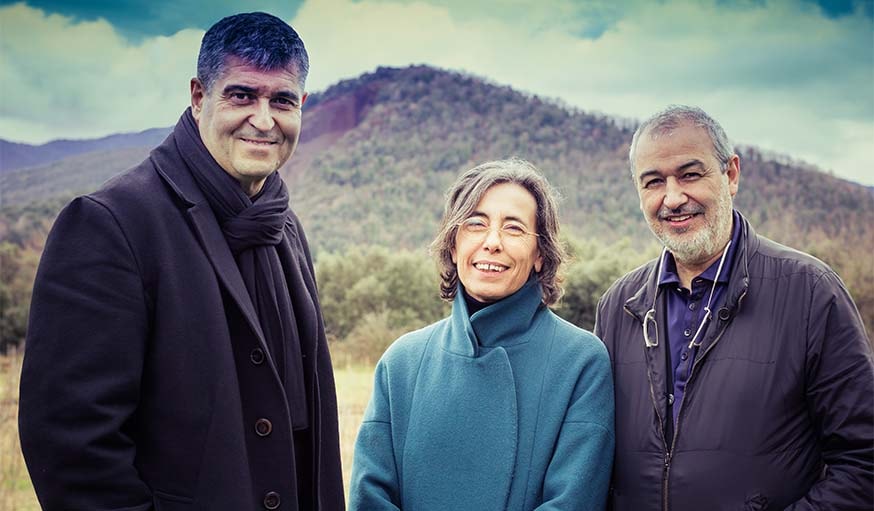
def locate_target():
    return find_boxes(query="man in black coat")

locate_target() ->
[594,104,873,510]
[19,12,345,511]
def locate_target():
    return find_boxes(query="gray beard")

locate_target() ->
[656,192,733,266]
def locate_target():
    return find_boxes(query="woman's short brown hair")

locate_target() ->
[429,158,566,306]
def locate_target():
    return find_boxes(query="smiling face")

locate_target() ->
[451,182,543,303]
[633,122,739,269]
[191,56,307,196]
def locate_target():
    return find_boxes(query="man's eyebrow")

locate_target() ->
[273,90,302,101]
[677,159,705,172]
[638,169,662,183]
[222,84,258,95]
[638,159,705,182]
[222,85,302,101]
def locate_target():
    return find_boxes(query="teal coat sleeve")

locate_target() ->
[537,338,614,509]
[349,359,402,509]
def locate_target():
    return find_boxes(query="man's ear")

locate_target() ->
[190,78,205,120]
[726,154,741,197]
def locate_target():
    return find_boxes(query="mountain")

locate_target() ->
[2,64,873,347]
[283,66,874,259]
[0,128,171,174]
[3,65,873,259]
[1,147,154,206]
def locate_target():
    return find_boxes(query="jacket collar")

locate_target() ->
[446,276,545,357]
[150,108,214,207]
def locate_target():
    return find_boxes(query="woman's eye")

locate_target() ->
[502,224,526,236]
[463,219,488,231]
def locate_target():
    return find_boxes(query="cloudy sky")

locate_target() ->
[1,0,872,184]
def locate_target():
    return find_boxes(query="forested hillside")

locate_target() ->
[2,65,872,351]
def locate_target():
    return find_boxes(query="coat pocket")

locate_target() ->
[153,489,194,511]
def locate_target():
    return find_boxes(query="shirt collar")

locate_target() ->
[660,209,741,287]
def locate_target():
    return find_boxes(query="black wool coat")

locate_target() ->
[19,127,345,510]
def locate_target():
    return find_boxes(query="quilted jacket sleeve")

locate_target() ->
[787,271,874,510]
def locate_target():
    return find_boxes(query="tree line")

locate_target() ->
[2,201,872,357]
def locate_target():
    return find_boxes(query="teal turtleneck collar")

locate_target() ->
[447,276,546,357]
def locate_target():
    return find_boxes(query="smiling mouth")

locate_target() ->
[474,262,508,273]
[240,138,277,146]
[665,213,696,222]
[661,210,704,223]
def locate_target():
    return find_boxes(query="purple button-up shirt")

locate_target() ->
[659,210,740,425]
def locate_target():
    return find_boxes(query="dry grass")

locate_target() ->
[0,350,374,508]
[0,348,39,510]
[335,362,376,496]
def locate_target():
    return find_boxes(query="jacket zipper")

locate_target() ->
[645,364,671,511]
[648,291,747,511]
[666,287,748,509]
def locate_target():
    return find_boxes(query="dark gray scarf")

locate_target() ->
[176,108,307,429]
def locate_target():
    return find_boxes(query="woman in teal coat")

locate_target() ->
[349,159,614,510]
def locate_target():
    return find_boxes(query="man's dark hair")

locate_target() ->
[197,12,309,92]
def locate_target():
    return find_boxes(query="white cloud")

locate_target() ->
[294,0,874,185]
[0,3,201,142]
[0,0,871,185]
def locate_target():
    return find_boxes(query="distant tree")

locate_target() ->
[315,246,448,360]
[554,237,657,330]
[0,242,40,352]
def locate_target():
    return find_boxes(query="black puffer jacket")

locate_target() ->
[594,212,873,511]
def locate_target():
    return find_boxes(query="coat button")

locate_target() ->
[683,328,692,337]
[718,307,731,321]
[263,491,280,509]
[255,418,273,437]
[681,352,688,361]
[250,348,265,365]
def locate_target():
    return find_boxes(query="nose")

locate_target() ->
[248,99,275,132]
[662,177,688,210]
[480,226,503,252]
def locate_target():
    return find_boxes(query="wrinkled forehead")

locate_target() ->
[216,56,306,91]
[636,122,714,161]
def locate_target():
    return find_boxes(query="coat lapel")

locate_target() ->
[150,137,267,350]
[186,203,266,345]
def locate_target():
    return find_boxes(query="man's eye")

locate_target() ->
[229,92,253,103]
[643,178,663,189]
[272,97,298,110]
[682,172,702,180]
